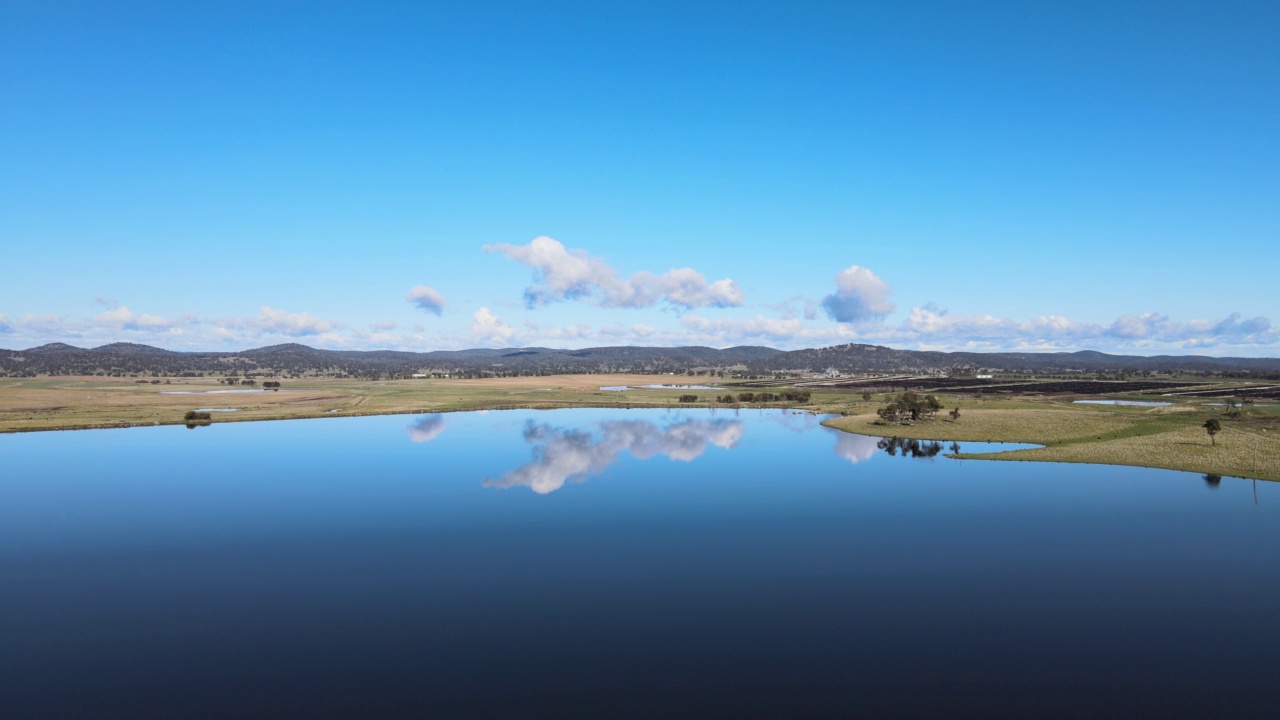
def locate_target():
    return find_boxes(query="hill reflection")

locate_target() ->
[485,417,744,494]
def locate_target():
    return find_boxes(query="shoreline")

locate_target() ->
[2,375,1277,482]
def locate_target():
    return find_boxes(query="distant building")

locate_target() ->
[412,373,428,379]
[976,374,993,379]
[824,368,841,378]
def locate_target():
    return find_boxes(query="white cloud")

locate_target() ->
[821,265,895,322]
[1213,313,1271,337]
[485,418,744,494]
[97,305,182,332]
[903,304,1099,342]
[370,320,398,331]
[406,285,447,315]
[471,307,516,345]
[253,306,335,336]
[1106,312,1169,339]
[485,236,744,309]
[898,305,1277,351]
[681,314,821,343]
[0,313,11,334]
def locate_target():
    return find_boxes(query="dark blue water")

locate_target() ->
[2,409,1277,718]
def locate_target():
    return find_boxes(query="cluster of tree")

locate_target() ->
[263,381,281,390]
[876,391,944,423]
[183,410,213,429]
[678,394,699,403]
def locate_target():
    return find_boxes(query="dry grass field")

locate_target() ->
[0,374,737,433]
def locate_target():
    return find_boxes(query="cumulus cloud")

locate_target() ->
[471,307,516,345]
[406,415,447,443]
[1106,312,1169,339]
[904,304,1098,343]
[821,265,895,323]
[406,285,447,315]
[485,236,744,309]
[0,313,11,334]
[900,305,1276,350]
[97,305,182,332]
[682,314,816,343]
[1210,312,1271,338]
[253,306,335,336]
[485,418,744,494]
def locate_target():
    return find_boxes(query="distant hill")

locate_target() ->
[745,343,1280,375]
[1,341,1276,378]
[0,343,784,377]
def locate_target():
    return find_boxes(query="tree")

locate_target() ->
[949,407,961,422]
[1203,418,1221,446]
[925,394,943,417]
[876,405,901,423]
[862,392,872,402]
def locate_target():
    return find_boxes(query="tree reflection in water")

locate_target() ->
[876,437,945,459]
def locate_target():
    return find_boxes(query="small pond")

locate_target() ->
[600,383,723,391]
[1073,399,1172,407]
[160,388,289,395]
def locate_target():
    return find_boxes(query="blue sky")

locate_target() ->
[2,1,1276,354]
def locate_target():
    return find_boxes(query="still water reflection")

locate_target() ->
[1,408,1276,718]
[484,417,743,494]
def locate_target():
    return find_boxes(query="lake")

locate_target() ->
[2,408,1277,718]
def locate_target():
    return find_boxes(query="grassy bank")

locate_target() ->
[822,401,1280,482]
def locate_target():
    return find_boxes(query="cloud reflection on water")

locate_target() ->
[406,415,447,443]
[485,418,744,494]
[832,432,880,464]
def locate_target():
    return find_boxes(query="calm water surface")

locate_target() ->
[2,408,1277,718]
[1073,399,1172,407]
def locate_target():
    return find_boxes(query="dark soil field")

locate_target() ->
[1165,385,1280,400]
[821,378,1207,395]
[964,380,1206,395]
